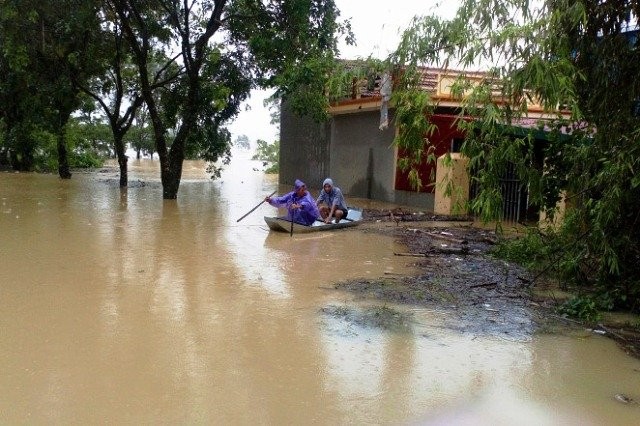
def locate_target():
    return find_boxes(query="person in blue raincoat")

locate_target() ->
[265,179,320,226]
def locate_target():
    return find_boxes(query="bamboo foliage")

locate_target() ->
[383,0,640,306]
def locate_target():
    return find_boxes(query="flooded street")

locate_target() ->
[1,156,640,425]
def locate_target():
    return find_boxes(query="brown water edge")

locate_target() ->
[333,211,640,360]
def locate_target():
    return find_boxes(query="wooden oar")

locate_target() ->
[289,205,294,237]
[236,190,277,222]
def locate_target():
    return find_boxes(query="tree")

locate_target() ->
[234,134,250,150]
[252,138,279,173]
[0,1,49,171]
[74,9,144,187]
[388,0,640,307]
[0,0,104,177]
[108,0,349,199]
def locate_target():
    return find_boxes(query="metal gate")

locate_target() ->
[469,162,529,223]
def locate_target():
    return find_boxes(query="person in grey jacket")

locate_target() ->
[316,178,348,223]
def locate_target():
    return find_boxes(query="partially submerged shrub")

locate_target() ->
[557,295,603,324]
[490,227,549,270]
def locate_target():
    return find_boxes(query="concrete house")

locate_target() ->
[278,67,559,220]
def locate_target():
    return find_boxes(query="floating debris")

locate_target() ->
[614,393,634,404]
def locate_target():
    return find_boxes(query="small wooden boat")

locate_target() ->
[264,207,363,233]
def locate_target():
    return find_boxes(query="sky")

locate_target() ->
[227,0,460,147]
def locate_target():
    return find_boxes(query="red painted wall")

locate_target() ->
[394,114,466,193]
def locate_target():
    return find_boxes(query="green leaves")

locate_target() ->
[557,296,603,323]
[383,0,640,306]
[228,0,350,123]
[0,0,105,175]
[251,138,279,173]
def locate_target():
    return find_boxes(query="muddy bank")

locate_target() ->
[326,208,640,358]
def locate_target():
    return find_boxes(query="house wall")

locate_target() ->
[329,110,394,200]
[330,110,433,209]
[279,101,331,190]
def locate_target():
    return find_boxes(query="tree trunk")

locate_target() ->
[114,133,128,187]
[56,107,73,179]
[119,157,128,187]
[159,82,199,199]
[57,131,72,179]
[161,172,179,199]
[160,149,184,199]
[143,90,189,199]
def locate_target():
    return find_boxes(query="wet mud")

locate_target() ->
[320,305,414,333]
[325,208,640,358]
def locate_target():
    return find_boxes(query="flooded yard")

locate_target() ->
[1,156,639,424]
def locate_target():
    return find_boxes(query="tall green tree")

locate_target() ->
[107,0,350,199]
[0,1,47,171]
[389,0,640,306]
[0,0,104,177]
[74,9,144,187]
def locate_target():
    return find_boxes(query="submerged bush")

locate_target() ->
[490,228,550,271]
[493,224,639,314]
[557,296,602,324]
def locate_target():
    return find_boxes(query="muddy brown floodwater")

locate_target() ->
[1,154,640,425]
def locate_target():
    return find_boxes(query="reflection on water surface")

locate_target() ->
[1,157,639,424]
